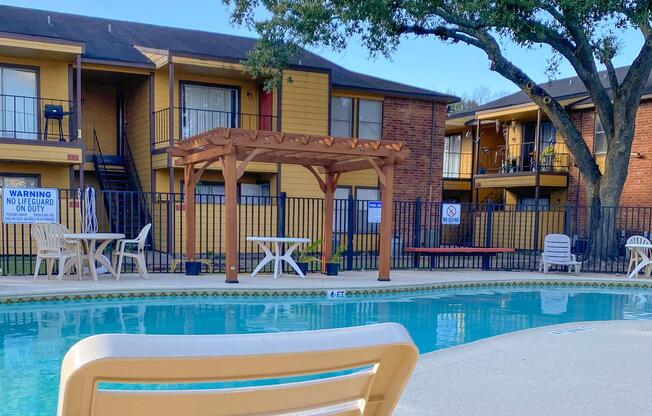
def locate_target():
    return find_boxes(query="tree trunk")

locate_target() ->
[587,126,632,260]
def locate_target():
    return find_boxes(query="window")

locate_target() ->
[356,188,380,232]
[594,116,607,154]
[0,66,38,140]
[518,197,550,211]
[443,135,462,178]
[195,181,224,203]
[330,97,353,137]
[333,187,350,232]
[358,99,382,139]
[240,182,270,204]
[0,174,38,190]
[181,83,239,139]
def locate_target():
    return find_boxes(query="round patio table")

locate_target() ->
[246,237,311,278]
[64,233,125,281]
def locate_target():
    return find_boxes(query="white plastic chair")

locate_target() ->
[627,235,652,276]
[113,223,151,279]
[57,322,418,416]
[31,223,81,281]
[539,234,581,274]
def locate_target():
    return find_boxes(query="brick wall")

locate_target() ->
[568,100,652,207]
[382,97,446,201]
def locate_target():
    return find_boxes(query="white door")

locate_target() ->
[0,67,37,140]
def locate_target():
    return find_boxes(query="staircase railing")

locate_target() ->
[92,128,112,191]
[123,130,145,196]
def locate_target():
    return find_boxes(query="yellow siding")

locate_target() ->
[280,70,329,197]
[81,82,117,156]
[0,143,81,164]
[0,162,70,188]
[126,77,153,192]
[474,210,566,250]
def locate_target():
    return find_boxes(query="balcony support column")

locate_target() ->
[168,62,175,195]
[76,54,84,189]
[533,108,542,251]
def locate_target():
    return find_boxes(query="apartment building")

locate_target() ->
[0,5,456,210]
[444,67,652,208]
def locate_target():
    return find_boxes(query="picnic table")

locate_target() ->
[64,233,125,281]
[247,237,310,278]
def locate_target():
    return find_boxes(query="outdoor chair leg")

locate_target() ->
[137,254,148,279]
[56,256,66,281]
[33,257,42,281]
[46,259,54,279]
[116,253,124,280]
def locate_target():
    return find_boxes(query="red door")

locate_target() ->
[259,89,273,131]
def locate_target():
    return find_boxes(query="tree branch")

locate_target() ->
[400,23,602,185]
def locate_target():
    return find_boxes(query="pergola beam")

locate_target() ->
[169,126,409,283]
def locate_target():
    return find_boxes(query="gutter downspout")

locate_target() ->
[428,101,436,204]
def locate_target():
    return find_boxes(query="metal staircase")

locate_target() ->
[92,129,150,239]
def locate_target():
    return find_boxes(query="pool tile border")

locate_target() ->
[2,279,652,305]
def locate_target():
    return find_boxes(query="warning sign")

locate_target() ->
[441,203,461,225]
[2,188,59,224]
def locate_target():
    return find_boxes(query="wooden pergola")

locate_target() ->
[169,127,409,283]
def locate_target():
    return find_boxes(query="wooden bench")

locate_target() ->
[404,247,516,270]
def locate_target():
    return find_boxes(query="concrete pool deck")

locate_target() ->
[1,269,651,301]
[397,320,652,415]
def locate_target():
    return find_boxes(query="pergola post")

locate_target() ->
[184,163,196,261]
[322,173,337,269]
[378,164,395,281]
[224,150,239,283]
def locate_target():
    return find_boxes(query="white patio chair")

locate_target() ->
[627,235,652,276]
[31,223,81,281]
[57,322,418,416]
[539,233,581,274]
[113,223,151,279]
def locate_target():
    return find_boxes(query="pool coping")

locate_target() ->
[2,276,652,304]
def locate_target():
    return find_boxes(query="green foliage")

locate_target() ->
[329,244,346,264]
[297,239,322,263]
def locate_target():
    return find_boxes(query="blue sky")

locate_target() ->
[2,0,645,99]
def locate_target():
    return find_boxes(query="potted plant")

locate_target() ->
[539,145,555,172]
[295,239,322,275]
[325,245,346,276]
[185,259,202,276]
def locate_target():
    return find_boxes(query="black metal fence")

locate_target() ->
[1,189,650,276]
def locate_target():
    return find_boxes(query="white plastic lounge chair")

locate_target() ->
[57,322,418,416]
[32,223,81,281]
[112,223,151,280]
[626,235,652,276]
[539,234,581,274]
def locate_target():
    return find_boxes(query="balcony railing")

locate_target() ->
[443,152,473,179]
[153,107,278,146]
[478,143,570,175]
[0,94,76,142]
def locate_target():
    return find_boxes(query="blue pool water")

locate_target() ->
[3,287,652,415]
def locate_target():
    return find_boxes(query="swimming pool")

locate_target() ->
[3,286,652,414]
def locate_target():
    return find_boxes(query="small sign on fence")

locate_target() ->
[1,187,59,224]
[441,203,461,225]
[368,201,382,223]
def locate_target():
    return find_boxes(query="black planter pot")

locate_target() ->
[185,261,202,276]
[325,263,339,276]
[296,262,309,276]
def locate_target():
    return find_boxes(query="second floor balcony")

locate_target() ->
[153,107,278,148]
[477,143,571,175]
[0,94,77,143]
